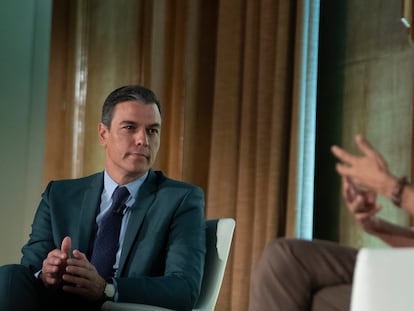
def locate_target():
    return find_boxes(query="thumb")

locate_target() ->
[61,236,71,257]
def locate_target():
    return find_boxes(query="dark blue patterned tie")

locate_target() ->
[91,186,130,279]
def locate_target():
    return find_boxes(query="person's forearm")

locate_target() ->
[366,217,414,247]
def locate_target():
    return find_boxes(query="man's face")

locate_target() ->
[98,100,161,184]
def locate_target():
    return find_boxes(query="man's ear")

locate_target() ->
[98,123,108,146]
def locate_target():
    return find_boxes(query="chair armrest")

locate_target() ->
[101,301,174,311]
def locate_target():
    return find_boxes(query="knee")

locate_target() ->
[253,238,311,275]
[261,237,304,259]
[0,264,33,284]
[0,264,39,310]
[0,263,30,274]
[253,238,290,272]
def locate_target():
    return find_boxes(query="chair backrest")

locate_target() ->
[350,247,414,311]
[193,218,236,311]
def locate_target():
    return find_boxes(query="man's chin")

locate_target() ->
[126,163,149,175]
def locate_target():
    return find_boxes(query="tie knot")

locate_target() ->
[111,186,130,213]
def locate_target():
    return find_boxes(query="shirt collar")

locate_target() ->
[103,170,149,201]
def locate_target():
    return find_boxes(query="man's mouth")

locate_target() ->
[129,152,148,159]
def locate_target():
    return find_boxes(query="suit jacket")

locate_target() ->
[20,169,206,311]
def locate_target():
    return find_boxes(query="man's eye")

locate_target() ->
[148,128,159,135]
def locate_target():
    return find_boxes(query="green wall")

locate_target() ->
[0,0,52,264]
[314,0,414,248]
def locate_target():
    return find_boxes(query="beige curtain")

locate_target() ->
[44,0,304,310]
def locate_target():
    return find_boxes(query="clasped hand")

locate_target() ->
[40,236,106,301]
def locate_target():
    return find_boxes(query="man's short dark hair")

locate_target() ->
[101,85,161,128]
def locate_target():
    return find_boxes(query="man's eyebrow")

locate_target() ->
[148,123,162,128]
[120,120,161,128]
[120,120,137,125]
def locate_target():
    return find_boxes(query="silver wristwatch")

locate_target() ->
[104,282,115,301]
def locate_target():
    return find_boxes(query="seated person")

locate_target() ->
[0,85,206,311]
[248,134,414,311]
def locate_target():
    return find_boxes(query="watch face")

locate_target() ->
[105,283,115,299]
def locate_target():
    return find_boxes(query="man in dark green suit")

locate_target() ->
[0,85,206,311]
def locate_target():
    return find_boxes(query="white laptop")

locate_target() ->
[350,247,414,311]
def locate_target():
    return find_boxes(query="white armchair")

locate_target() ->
[101,218,236,311]
[350,247,414,311]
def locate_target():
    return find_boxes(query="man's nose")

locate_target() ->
[135,130,149,146]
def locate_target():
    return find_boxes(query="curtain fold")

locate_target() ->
[207,1,299,309]
[45,0,304,310]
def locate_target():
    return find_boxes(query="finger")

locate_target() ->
[61,280,90,297]
[342,176,357,200]
[365,190,377,205]
[42,259,61,273]
[61,236,71,257]
[355,134,388,168]
[66,251,94,276]
[46,249,66,265]
[66,250,89,269]
[331,145,351,163]
[355,203,381,221]
[62,272,82,283]
[349,194,365,212]
[342,176,351,200]
[62,270,95,291]
[331,144,357,162]
[336,162,355,178]
[43,253,68,269]
[72,249,87,260]
[43,274,60,286]
[354,134,377,157]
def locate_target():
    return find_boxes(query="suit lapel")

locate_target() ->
[77,173,103,253]
[117,170,160,275]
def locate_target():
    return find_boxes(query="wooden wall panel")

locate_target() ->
[44,0,77,183]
